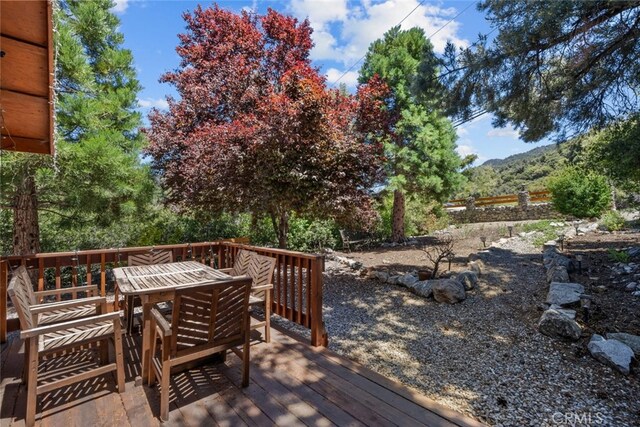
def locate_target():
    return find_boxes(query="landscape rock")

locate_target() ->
[468,260,484,275]
[546,282,585,306]
[546,266,570,283]
[412,280,434,298]
[538,309,582,340]
[387,275,400,285]
[624,282,638,291]
[372,271,389,282]
[606,333,640,356]
[588,334,634,375]
[544,254,574,272]
[548,305,577,320]
[628,247,640,258]
[633,291,640,297]
[398,274,418,287]
[432,279,466,304]
[456,271,478,290]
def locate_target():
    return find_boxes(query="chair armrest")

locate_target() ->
[21,312,122,339]
[218,268,233,274]
[251,284,273,292]
[34,285,99,297]
[30,296,107,314]
[150,306,172,337]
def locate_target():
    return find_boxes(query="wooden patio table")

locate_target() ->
[113,260,233,382]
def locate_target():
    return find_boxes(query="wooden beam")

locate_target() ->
[0,135,50,154]
[0,36,49,97]
[0,90,50,140]
[0,1,48,46]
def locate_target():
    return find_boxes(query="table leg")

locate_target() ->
[141,296,151,383]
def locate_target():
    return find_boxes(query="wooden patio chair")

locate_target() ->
[11,265,106,326]
[125,250,173,334]
[246,254,276,343]
[219,249,253,276]
[147,276,252,421]
[8,266,125,427]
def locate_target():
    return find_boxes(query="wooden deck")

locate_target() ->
[1,326,484,427]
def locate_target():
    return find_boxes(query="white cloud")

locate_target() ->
[138,98,169,110]
[289,0,469,66]
[111,0,129,14]
[456,144,477,158]
[456,127,468,137]
[325,68,359,88]
[487,128,520,139]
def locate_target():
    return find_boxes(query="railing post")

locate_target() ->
[310,255,327,347]
[518,190,530,209]
[0,260,7,343]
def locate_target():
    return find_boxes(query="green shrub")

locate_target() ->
[600,211,625,231]
[608,249,630,263]
[547,168,611,218]
[287,217,337,252]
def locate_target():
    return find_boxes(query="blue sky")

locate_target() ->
[113,0,552,164]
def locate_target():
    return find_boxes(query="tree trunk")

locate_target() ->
[391,190,405,243]
[269,209,289,249]
[12,173,40,255]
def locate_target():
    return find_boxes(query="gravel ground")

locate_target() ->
[277,230,640,427]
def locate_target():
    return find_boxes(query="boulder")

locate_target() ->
[548,305,577,320]
[546,266,569,283]
[588,334,634,375]
[545,255,574,272]
[468,260,484,276]
[456,271,478,290]
[398,274,418,288]
[372,271,389,282]
[412,281,434,298]
[432,279,466,304]
[606,333,640,356]
[546,282,585,306]
[624,282,638,292]
[538,309,582,341]
[387,275,400,285]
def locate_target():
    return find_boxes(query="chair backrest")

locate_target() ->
[230,249,253,276]
[7,266,36,330]
[247,254,276,288]
[171,276,252,354]
[339,229,349,242]
[128,250,173,266]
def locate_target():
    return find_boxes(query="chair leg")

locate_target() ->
[113,319,126,392]
[241,332,250,388]
[26,337,38,427]
[99,338,109,366]
[159,338,171,421]
[148,319,158,386]
[22,339,30,384]
[264,293,271,344]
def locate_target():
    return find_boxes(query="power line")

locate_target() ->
[329,0,477,87]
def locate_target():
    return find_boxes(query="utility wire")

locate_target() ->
[329,0,477,87]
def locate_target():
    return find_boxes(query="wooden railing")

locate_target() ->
[446,190,551,208]
[0,241,327,347]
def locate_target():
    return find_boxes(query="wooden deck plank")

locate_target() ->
[1,326,484,427]
[249,357,365,427]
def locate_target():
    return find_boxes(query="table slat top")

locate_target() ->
[114,261,232,295]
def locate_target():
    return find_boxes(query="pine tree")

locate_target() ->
[359,27,465,242]
[1,0,153,254]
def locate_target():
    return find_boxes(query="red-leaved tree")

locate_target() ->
[145,5,391,248]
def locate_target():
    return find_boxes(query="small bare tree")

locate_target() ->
[422,234,455,279]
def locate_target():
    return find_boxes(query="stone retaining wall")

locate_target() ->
[447,191,565,224]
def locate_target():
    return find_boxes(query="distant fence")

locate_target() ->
[445,190,562,224]
[446,190,551,208]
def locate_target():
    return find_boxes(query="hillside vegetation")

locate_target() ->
[457,144,567,197]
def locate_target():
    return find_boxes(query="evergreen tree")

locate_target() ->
[443,1,640,142]
[1,0,153,254]
[359,26,465,242]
